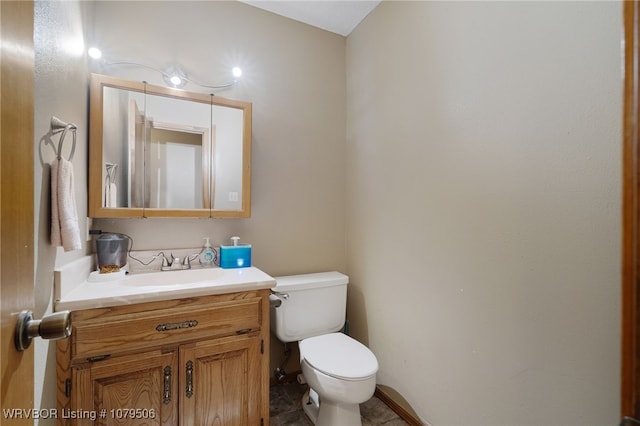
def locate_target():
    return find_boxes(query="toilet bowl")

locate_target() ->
[270,272,379,426]
[299,332,378,426]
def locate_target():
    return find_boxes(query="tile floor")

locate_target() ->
[270,382,409,426]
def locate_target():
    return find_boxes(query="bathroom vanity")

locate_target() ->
[54,261,275,426]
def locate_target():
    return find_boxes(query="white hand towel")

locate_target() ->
[104,181,111,207]
[51,157,82,251]
[105,182,117,207]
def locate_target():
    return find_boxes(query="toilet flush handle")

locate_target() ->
[270,291,289,308]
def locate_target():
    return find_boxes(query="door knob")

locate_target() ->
[14,310,71,352]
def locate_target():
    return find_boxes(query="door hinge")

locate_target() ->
[64,379,71,398]
[261,339,264,354]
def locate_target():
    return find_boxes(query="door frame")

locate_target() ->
[622,0,640,420]
[0,0,36,420]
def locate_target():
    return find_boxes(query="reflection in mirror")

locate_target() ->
[211,105,244,210]
[142,92,211,211]
[102,85,140,208]
[147,124,210,209]
[89,73,252,218]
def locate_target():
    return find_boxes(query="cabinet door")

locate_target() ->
[74,350,178,426]
[180,333,264,426]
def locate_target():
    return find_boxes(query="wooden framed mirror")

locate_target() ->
[88,73,252,218]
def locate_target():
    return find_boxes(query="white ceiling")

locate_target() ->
[238,0,382,36]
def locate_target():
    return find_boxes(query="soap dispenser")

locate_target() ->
[199,238,216,267]
[219,236,252,269]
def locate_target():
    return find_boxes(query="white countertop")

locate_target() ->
[54,261,276,311]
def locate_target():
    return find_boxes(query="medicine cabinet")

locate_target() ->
[88,73,252,218]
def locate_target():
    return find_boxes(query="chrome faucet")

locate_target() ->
[160,252,198,271]
[160,253,175,271]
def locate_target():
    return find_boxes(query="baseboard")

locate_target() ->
[374,385,424,426]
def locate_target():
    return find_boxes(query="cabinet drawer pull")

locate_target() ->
[185,360,194,398]
[156,320,198,332]
[163,366,172,404]
[86,354,110,363]
[236,328,252,335]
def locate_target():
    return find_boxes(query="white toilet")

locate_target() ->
[270,271,378,426]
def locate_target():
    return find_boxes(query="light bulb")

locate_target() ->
[65,38,85,56]
[170,75,182,86]
[88,47,102,59]
[232,67,242,79]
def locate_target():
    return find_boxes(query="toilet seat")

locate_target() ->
[299,333,378,380]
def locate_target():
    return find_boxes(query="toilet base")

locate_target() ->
[302,388,362,426]
[302,389,319,424]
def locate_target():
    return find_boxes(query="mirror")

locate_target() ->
[88,73,252,218]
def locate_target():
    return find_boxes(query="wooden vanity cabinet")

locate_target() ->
[73,349,179,425]
[56,290,270,426]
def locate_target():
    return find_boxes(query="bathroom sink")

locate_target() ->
[122,267,226,286]
[56,261,276,311]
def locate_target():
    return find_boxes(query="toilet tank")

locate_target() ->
[270,271,348,342]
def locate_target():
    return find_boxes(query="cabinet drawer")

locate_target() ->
[72,298,261,361]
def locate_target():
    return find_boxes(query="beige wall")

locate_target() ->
[346,1,621,425]
[88,1,347,279]
[33,1,93,421]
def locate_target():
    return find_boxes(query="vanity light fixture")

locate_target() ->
[163,66,188,89]
[87,47,242,91]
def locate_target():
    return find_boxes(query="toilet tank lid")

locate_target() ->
[273,271,348,291]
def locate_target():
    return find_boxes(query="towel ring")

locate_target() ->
[50,116,77,161]
[56,126,76,161]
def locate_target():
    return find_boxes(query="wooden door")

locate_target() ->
[623,1,640,423]
[179,334,264,426]
[74,350,178,426]
[0,1,35,424]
